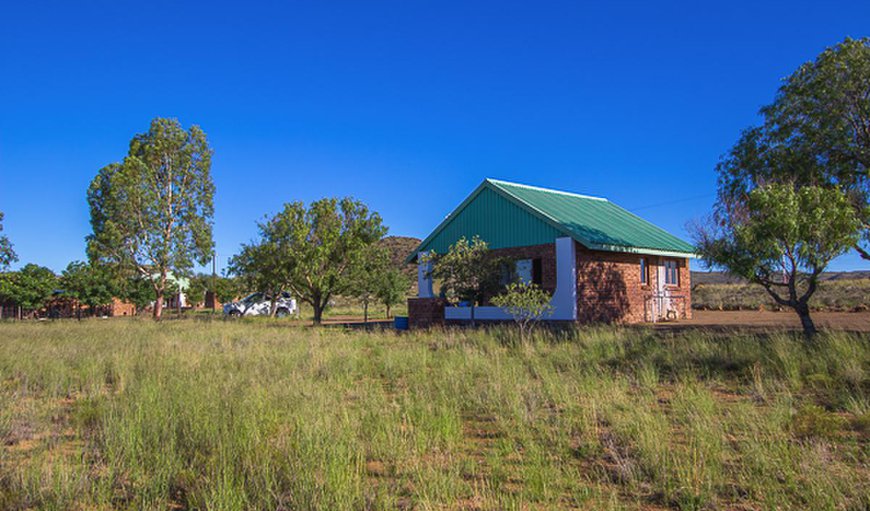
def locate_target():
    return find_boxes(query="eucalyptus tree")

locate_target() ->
[86,118,215,319]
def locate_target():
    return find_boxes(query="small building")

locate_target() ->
[406,179,696,328]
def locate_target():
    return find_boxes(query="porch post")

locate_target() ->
[549,237,577,320]
[417,251,434,298]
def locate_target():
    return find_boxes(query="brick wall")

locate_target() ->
[488,243,557,294]
[576,244,691,323]
[408,297,446,329]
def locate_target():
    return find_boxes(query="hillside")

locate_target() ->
[692,270,870,286]
[378,236,421,278]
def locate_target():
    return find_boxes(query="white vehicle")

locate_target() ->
[223,292,297,318]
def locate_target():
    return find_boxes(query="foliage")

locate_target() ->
[60,261,116,312]
[117,275,156,311]
[227,213,297,316]
[492,281,553,340]
[0,263,57,313]
[234,198,386,324]
[0,212,17,270]
[377,267,410,319]
[0,322,867,510]
[718,37,870,258]
[425,236,504,326]
[347,245,391,323]
[696,184,861,335]
[86,117,215,319]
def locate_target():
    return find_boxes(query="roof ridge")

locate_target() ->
[486,178,608,201]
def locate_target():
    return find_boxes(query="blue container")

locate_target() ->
[394,316,409,330]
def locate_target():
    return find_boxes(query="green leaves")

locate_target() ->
[426,236,504,307]
[60,261,117,309]
[86,118,215,318]
[492,281,553,340]
[0,211,17,271]
[0,264,57,312]
[229,197,387,323]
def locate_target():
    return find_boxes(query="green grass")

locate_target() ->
[693,279,870,312]
[0,320,867,510]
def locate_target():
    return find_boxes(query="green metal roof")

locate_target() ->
[407,178,696,262]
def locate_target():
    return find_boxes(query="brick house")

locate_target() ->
[406,179,696,328]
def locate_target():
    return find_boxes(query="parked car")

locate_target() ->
[223,292,297,318]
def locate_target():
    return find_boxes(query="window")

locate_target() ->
[665,260,679,286]
[640,258,648,284]
[532,258,543,286]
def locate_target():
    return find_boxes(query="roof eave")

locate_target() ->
[588,243,699,259]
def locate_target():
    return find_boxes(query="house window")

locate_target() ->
[665,260,679,286]
[532,258,543,286]
[640,257,649,284]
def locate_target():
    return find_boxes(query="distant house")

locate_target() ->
[406,179,696,327]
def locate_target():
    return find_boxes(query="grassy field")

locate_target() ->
[693,279,870,312]
[0,321,867,510]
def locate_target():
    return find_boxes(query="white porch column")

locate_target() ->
[549,236,577,320]
[417,251,434,298]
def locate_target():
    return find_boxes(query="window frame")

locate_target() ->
[664,259,679,286]
[639,257,649,285]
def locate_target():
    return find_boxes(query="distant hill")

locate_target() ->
[378,236,421,279]
[692,271,870,286]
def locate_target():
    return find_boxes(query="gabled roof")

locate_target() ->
[407,178,696,262]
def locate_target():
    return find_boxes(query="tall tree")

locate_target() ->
[0,212,17,270]
[86,118,215,319]
[719,38,870,258]
[426,236,504,327]
[695,184,861,336]
[61,261,116,318]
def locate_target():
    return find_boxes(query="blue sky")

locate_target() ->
[1,1,868,273]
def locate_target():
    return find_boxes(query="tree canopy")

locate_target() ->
[0,264,58,316]
[60,261,117,314]
[230,197,386,323]
[718,37,870,258]
[86,117,215,319]
[696,184,861,335]
[0,212,17,270]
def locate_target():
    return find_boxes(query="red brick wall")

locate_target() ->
[576,244,691,323]
[408,297,446,329]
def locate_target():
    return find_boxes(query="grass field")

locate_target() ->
[0,320,867,510]
[693,279,870,312]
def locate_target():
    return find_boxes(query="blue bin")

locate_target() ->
[394,316,409,330]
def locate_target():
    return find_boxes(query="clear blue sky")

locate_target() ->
[2,1,868,273]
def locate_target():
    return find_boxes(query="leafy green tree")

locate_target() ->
[0,264,58,317]
[118,276,154,312]
[426,236,504,327]
[0,212,17,270]
[492,281,553,341]
[377,268,410,319]
[695,184,861,335]
[348,245,391,323]
[243,198,385,324]
[61,261,116,317]
[86,117,215,319]
[719,38,870,259]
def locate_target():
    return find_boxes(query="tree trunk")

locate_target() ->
[312,302,324,325]
[154,289,164,320]
[795,302,817,337]
[363,301,368,324]
[386,304,391,319]
[270,297,278,317]
[470,304,476,328]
